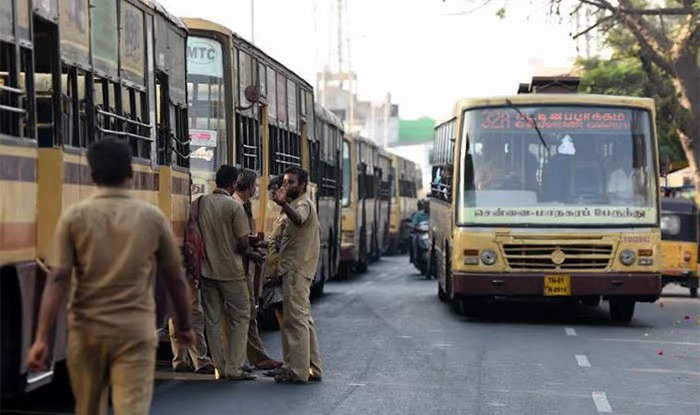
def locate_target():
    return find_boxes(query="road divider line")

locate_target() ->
[575,354,591,367]
[565,327,577,336]
[592,392,612,413]
[596,338,700,346]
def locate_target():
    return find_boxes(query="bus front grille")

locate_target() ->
[502,244,613,270]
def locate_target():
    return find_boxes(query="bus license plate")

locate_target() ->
[544,275,571,296]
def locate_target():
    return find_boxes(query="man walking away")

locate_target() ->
[198,165,257,381]
[27,137,194,415]
[272,166,323,384]
[234,169,283,371]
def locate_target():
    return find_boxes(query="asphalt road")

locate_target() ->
[3,255,699,415]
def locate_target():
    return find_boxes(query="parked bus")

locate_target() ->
[312,104,343,296]
[182,18,338,296]
[394,156,420,254]
[430,76,663,322]
[376,148,393,257]
[0,0,189,395]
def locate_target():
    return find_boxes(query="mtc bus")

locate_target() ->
[430,77,662,322]
[1,0,189,394]
[182,18,341,296]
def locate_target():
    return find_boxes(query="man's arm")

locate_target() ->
[279,201,304,226]
[27,213,75,370]
[232,202,251,254]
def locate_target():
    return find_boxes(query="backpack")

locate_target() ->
[183,196,207,282]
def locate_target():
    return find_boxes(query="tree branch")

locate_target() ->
[572,15,614,39]
[670,16,700,61]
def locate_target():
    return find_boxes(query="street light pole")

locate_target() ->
[251,0,255,44]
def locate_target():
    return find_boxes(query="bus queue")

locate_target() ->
[0,0,421,397]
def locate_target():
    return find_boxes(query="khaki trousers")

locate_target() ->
[67,330,156,415]
[168,279,212,370]
[274,308,290,363]
[282,271,323,381]
[246,267,273,365]
[200,276,250,377]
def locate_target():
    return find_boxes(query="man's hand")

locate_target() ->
[247,250,266,265]
[175,329,195,349]
[27,340,49,371]
[273,186,287,205]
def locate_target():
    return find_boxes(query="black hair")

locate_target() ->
[236,168,257,192]
[283,166,308,185]
[268,174,284,191]
[215,165,239,189]
[87,137,133,187]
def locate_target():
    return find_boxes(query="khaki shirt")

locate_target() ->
[199,189,250,281]
[265,214,286,278]
[233,193,256,233]
[48,188,182,340]
[278,193,320,279]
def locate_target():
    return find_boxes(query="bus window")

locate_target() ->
[187,35,227,175]
[342,140,351,206]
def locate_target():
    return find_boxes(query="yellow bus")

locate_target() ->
[1,0,189,394]
[393,155,420,254]
[182,18,340,296]
[376,148,393,256]
[430,77,663,322]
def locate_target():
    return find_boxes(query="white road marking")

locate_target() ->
[626,368,700,376]
[592,392,613,413]
[432,343,452,347]
[575,355,591,367]
[397,335,413,339]
[565,327,577,336]
[348,382,366,386]
[487,403,507,407]
[596,338,700,346]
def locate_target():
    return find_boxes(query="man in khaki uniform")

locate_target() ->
[198,165,258,381]
[27,138,194,415]
[272,166,323,384]
[234,169,283,371]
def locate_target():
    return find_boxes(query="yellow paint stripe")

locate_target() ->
[0,182,37,222]
[0,144,37,158]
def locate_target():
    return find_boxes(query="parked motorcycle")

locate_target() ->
[411,220,431,278]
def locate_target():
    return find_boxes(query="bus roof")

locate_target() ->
[315,103,344,131]
[181,17,233,36]
[140,0,187,30]
[181,18,312,90]
[454,94,655,113]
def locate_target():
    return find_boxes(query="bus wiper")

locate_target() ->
[505,98,550,156]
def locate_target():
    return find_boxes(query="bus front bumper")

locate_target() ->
[452,272,661,300]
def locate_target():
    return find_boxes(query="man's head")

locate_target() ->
[417,199,424,210]
[423,198,431,213]
[268,174,284,194]
[236,168,257,199]
[87,137,133,187]
[215,165,238,194]
[283,166,308,200]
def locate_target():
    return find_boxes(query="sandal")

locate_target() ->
[223,372,257,381]
[274,372,307,384]
[263,367,285,377]
[255,359,283,370]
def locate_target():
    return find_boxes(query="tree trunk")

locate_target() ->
[671,44,700,204]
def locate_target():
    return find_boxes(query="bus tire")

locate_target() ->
[609,298,635,322]
[690,286,698,298]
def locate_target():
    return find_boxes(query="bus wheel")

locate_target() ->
[580,295,601,307]
[609,298,635,322]
[690,286,698,298]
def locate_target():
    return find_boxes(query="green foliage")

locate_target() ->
[576,56,686,162]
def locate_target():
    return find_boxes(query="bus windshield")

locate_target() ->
[342,140,351,206]
[187,35,227,193]
[457,104,658,227]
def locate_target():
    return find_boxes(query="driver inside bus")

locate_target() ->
[474,140,520,190]
[607,142,636,202]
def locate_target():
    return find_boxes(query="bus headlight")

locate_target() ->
[619,249,636,266]
[480,249,497,265]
